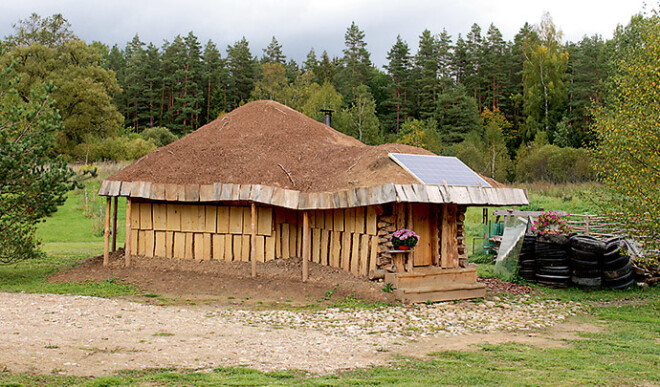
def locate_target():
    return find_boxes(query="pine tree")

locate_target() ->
[123,34,147,131]
[337,22,373,104]
[508,23,539,141]
[482,24,508,111]
[452,34,467,84]
[285,58,299,83]
[0,62,74,263]
[179,31,203,131]
[143,43,161,128]
[436,83,480,143]
[104,44,126,117]
[436,29,454,90]
[262,36,286,64]
[316,51,335,85]
[161,35,188,132]
[463,23,484,106]
[415,29,439,120]
[385,35,413,133]
[303,48,318,75]
[225,37,257,109]
[565,35,608,146]
[201,40,226,122]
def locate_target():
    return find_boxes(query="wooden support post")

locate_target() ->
[125,198,132,267]
[250,202,257,278]
[302,211,310,282]
[103,197,111,266]
[584,212,590,235]
[440,204,458,268]
[406,203,414,272]
[111,196,118,252]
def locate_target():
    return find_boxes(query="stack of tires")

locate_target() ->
[519,235,537,282]
[569,235,606,289]
[534,234,570,288]
[602,238,635,289]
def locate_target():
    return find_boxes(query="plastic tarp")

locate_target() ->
[494,216,529,281]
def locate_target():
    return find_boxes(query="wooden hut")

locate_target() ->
[98,100,528,302]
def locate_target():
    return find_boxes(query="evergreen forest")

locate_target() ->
[0,12,646,183]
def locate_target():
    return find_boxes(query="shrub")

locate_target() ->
[515,143,593,183]
[73,135,156,162]
[141,126,177,147]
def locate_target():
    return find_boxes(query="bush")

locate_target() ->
[73,135,156,162]
[515,143,593,183]
[141,126,177,147]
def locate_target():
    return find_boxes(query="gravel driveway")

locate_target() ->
[0,292,581,376]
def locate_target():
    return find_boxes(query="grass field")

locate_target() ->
[0,180,658,385]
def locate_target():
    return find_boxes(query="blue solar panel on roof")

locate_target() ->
[389,153,492,187]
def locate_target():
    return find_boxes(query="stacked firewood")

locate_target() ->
[376,215,396,268]
[633,261,660,286]
[457,206,468,267]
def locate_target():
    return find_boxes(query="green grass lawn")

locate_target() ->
[36,183,126,257]
[0,187,136,298]
[0,181,658,385]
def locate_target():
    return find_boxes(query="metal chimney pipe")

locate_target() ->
[320,108,334,128]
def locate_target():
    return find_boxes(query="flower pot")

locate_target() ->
[396,245,409,250]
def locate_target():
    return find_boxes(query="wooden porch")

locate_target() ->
[383,203,486,303]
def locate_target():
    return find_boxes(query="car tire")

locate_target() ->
[570,236,606,254]
[568,248,600,262]
[571,276,601,287]
[602,255,631,271]
[570,258,599,270]
[602,262,633,279]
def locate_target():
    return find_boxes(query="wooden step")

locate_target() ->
[394,283,486,303]
[402,282,486,294]
[385,266,478,289]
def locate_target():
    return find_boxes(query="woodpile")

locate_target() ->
[633,261,660,286]
[457,206,468,267]
[375,214,396,270]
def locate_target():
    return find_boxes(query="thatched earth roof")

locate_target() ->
[108,100,503,192]
[101,100,528,208]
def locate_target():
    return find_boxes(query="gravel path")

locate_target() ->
[0,292,581,376]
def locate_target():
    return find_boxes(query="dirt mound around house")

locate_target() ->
[49,250,395,306]
[107,100,429,192]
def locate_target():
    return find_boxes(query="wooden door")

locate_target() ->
[412,203,435,266]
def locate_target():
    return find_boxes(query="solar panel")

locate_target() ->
[389,153,492,187]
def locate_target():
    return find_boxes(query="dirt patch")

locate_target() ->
[49,250,394,307]
[479,276,536,296]
[0,292,582,377]
[395,319,602,357]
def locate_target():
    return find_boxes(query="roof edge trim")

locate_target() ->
[99,180,529,208]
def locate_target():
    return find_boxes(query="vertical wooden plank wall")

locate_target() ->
[129,201,379,277]
[130,201,274,262]
[272,206,379,276]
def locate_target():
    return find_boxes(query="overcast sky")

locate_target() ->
[0,0,649,68]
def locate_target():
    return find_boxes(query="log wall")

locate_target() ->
[129,200,380,276]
